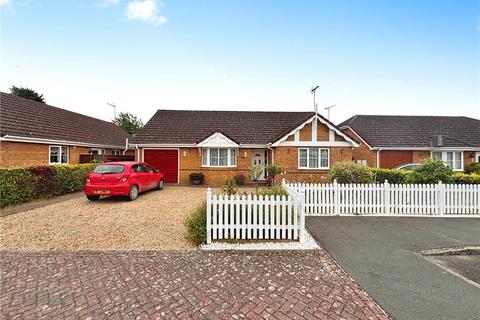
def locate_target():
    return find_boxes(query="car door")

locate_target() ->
[142,164,157,189]
[132,164,150,190]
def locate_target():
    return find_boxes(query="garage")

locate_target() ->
[143,149,178,183]
[379,150,413,169]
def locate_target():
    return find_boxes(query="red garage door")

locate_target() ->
[144,149,178,183]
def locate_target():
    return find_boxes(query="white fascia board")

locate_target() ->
[272,115,359,147]
[0,135,124,149]
[130,143,196,148]
[277,141,354,147]
[380,147,480,151]
[239,144,269,148]
[196,132,239,148]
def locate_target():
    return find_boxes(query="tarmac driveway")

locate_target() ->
[306,216,480,320]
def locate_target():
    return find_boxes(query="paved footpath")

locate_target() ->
[0,251,388,320]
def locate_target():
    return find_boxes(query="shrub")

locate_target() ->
[221,177,238,196]
[266,165,284,186]
[370,168,409,184]
[0,168,37,208]
[183,201,207,245]
[256,185,288,197]
[452,173,480,184]
[29,166,56,197]
[406,159,453,184]
[0,163,96,208]
[234,174,246,185]
[330,161,373,183]
[51,164,96,195]
[465,162,480,174]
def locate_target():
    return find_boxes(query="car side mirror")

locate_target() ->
[155,169,160,173]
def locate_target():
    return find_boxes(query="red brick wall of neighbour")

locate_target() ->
[464,151,477,168]
[0,141,130,168]
[342,128,377,167]
[274,147,353,183]
[379,151,413,169]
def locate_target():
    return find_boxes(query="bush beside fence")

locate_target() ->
[0,164,96,208]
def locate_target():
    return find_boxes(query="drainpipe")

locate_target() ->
[376,148,382,168]
[123,138,129,155]
[135,144,139,161]
[267,145,275,165]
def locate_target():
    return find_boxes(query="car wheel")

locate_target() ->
[158,179,164,190]
[128,185,139,201]
[87,195,100,201]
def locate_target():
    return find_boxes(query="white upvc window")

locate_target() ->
[112,150,121,155]
[431,151,463,171]
[49,146,68,164]
[298,148,329,169]
[90,148,105,155]
[202,148,237,167]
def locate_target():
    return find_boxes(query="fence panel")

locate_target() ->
[206,188,305,244]
[283,180,479,216]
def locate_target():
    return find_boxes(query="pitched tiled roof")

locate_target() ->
[339,115,480,148]
[131,110,317,145]
[0,92,131,148]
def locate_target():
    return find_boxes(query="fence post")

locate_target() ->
[384,180,390,215]
[437,181,445,215]
[206,188,212,244]
[281,178,286,188]
[299,187,306,243]
[333,179,339,215]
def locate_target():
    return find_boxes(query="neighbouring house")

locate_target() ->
[0,92,133,168]
[339,115,480,171]
[130,110,358,184]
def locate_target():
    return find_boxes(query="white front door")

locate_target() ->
[252,149,267,180]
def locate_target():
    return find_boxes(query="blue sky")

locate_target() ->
[1,0,479,124]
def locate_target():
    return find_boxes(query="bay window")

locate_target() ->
[298,148,329,169]
[431,151,463,171]
[49,146,68,164]
[202,148,237,167]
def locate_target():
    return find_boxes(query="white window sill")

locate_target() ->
[201,165,237,168]
[298,167,330,170]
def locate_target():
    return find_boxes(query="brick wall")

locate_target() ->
[0,141,131,168]
[342,128,377,167]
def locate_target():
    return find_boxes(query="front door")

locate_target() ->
[252,149,267,180]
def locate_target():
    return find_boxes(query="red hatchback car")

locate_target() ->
[83,162,164,201]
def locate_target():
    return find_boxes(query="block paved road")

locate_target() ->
[306,216,480,320]
[0,251,388,320]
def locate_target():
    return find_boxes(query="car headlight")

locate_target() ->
[86,178,90,183]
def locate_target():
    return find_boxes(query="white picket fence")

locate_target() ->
[282,180,480,215]
[206,187,305,244]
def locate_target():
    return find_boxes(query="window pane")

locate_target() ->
[230,149,236,166]
[202,149,208,166]
[50,147,59,163]
[446,152,453,168]
[454,152,462,170]
[299,149,307,167]
[210,149,219,166]
[320,149,329,168]
[432,152,442,160]
[309,148,319,168]
[218,149,228,166]
[61,147,68,163]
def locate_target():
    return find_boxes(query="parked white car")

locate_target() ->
[395,163,421,171]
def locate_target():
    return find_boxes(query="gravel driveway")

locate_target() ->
[0,186,208,251]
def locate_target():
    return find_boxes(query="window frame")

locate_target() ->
[430,150,464,171]
[49,145,69,165]
[298,148,330,170]
[90,148,105,155]
[112,150,121,155]
[201,148,237,168]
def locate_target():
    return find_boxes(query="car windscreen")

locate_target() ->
[93,165,125,174]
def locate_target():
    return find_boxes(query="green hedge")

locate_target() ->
[465,162,480,174]
[452,173,480,184]
[0,164,97,208]
[370,168,409,184]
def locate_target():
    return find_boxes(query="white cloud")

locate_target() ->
[125,0,166,26]
[0,0,10,7]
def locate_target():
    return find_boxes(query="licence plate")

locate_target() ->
[95,189,111,195]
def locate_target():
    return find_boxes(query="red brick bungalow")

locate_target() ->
[0,92,133,168]
[130,110,358,185]
[339,115,480,171]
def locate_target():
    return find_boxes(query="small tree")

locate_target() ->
[330,161,373,183]
[266,164,284,186]
[406,159,453,184]
[221,178,238,196]
[249,165,264,191]
[10,86,45,103]
[112,112,144,135]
